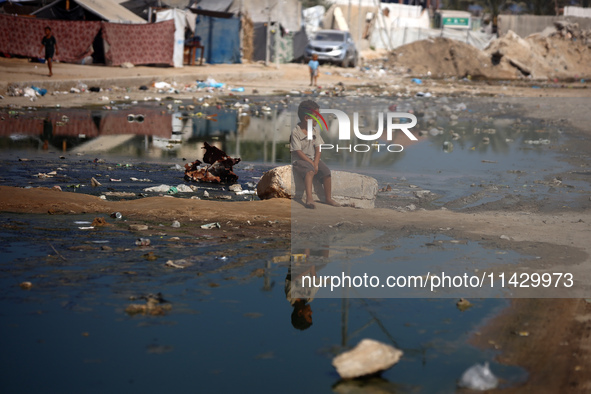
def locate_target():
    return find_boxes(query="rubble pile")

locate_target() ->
[379,25,591,80]
[485,24,591,80]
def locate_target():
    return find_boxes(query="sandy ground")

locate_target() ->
[2,57,591,392]
[2,57,591,109]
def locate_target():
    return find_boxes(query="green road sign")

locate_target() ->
[442,17,470,27]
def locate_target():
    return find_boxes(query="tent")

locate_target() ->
[252,22,307,63]
[194,0,301,32]
[192,9,240,64]
[0,13,101,63]
[156,8,196,68]
[115,0,194,20]
[194,0,305,63]
[33,0,146,23]
[31,0,147,63]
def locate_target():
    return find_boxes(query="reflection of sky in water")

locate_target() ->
[0,214,526,393]
[291,233,526,298]
[0,97,580,205]
[0,98,563,168]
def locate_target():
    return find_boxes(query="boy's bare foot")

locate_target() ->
[325,199,341,207]
[304,201,316,209]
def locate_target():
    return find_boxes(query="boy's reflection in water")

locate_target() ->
[285,248,329,330]
[42,115,53,151]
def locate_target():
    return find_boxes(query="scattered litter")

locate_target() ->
[31,86,47,96]
[110,212,122,219]
[456,298,473,312]
[104,192,135,197]
[229,184,242,192]
[201,222,221,229]
[458,362,498,391]
[153,81,171,89]
[125,293,171,316]
[332,339,403,379]
[165,259,192,269]
[175,184,193,193]
[144,185,171,193]
[91,177,101,187]
[171,220,180,228]
[143,184,193,193]
[197,77,225,89]
[411,78,422,84]
[442,141,454,153]
[135,238,151,246]
[129,224,148,231]
[524,139,551,145]
[91,217,110,227]
[19,281,33,290]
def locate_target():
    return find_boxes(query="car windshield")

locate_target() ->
[314,32,345,42]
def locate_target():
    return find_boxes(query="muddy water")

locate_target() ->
[1,96,585,210]
[0,96,587,391]
[0,214,527,393]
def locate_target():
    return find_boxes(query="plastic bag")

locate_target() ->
[458,362,498,391]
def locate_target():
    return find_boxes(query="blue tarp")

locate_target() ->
[193,14,241,64]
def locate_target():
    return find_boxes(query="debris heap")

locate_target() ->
[184,142,241,183]
[375,25,591,80]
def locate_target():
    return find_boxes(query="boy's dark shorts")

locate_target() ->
[293,160,331,179]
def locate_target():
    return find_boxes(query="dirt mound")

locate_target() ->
[382,25,591,80]
[385,37,517,79]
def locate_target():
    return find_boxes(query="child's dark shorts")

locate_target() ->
[293,160,331,179]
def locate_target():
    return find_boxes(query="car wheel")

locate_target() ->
[340,55,349,68]
[350,54,357,68]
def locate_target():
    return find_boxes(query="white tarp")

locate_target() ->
[564,6,591,18]
[303,5,325,39]
[374,5,429,30]
[156,9,188,68]
[370,26,496,51]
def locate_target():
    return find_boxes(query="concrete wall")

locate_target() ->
[498,15,591,38]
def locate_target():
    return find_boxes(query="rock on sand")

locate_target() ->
[256,165,378,209]
[332,338,403,379]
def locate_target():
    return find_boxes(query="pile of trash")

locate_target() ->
[378,23,591,80]
[184,142,241,183]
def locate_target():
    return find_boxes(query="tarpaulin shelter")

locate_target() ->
[224,0,301,32]
[193,0,305,63]
[33,0,146,23]
[192,9,240,64]
[0,13,101,63]
[116,0,193,20]
[29,0,147,64]
[252,23,307,63]
[102,19,175,66]
[156,8,196,68]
